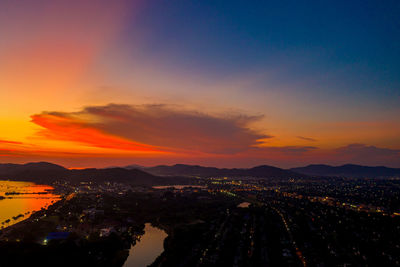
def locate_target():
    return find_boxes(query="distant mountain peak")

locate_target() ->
[22,162,66,170]
[141,163,301,179]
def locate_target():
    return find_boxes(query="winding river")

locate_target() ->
[124,223,168,267]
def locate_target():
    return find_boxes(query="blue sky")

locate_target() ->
[1,0,399,167]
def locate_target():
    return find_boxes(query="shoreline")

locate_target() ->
[0,181,62,233]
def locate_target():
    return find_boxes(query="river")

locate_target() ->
[153,185,207,190]
[124,223,168,267]
[0,180,60,228]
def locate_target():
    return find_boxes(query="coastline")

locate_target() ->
[0,181,62,232]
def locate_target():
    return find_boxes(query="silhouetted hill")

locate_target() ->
[124,164,145,170]
[0,162,193,185]
[0,162,66,173]
[290,164,400,178]
[139,164,301,178]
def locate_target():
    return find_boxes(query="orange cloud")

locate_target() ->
[0,139,23,145]
[31,104,271,154]
[2,104,400,168]
[30,113,165,154]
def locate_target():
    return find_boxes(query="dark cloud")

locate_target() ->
[334,144,400,166]
[256,146,318,154]
[296,136,317,142]
[336,143,400,156]
[32,104,271,154]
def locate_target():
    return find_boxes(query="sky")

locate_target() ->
[0,0,399,168]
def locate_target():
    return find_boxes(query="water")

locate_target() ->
[124,223,168,267]
[238,201,251,208]
[0,181,60,228]
[153,185,207,190]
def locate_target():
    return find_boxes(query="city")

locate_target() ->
[1,162,399,266]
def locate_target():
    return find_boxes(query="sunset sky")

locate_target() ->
[1,0,399,168]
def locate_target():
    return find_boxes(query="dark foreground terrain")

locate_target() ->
[1,172,399,267]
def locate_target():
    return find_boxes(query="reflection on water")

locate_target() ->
[0,181,60,228]
[124,223,167,267]
[238,201,251,208]
[153,185,207,190]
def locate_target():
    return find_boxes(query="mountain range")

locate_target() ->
[129,164,302,178]
[0,162,399,186]
[127,163,400,179]
[0,162,192,185]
